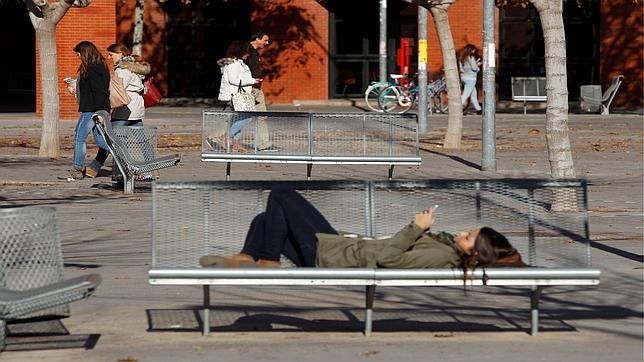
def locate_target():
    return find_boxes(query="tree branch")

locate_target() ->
[404,0,456,9]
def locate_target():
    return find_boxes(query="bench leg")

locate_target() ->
[0,319,5,351]
[365,285,376,336]
[226,162,231,181]
[203,285,210,335]
[124,175,135,194]
[530,286,543,336]
[523,100,527,115]
[388,165,395,181]
[307,164,312,181]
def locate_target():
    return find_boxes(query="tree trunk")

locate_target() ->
[30,0,76,158]
[132,0,144,56]
[429,5,463,149]
[36,25,60,158]
[532,0,576,178]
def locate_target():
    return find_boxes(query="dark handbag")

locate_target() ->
[143,77,162,108]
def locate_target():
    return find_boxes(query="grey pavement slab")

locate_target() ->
[0,107,642,361]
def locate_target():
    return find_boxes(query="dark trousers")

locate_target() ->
[94,119,144,166]
[241,189,336,267]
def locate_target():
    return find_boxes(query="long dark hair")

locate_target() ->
[225,40,250,59]
[459,44,477,65]
[460,227,526,280]
[74,41,107,78]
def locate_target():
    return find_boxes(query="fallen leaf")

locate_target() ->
[360,350,379,357]
[528,129,540,135]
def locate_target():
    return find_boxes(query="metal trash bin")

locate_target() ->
[580,85,602,113]
[0,206,69,319]
[111,126,157,186]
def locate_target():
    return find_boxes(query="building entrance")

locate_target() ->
[327,1,417,98]
[0,2,35,112]
[499,1,600,100]
[165,0,250,98]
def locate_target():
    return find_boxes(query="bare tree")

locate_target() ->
[24,0,92,158]
[496,0,575,178]
[409,0,463,149]
[132,0,144,56]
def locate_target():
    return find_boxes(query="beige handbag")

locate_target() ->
[109,73,131,109]
[231,81,256,111]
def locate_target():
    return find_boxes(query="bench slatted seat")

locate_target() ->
[93,110,181,194]
[149,180,600,336]
[201,111,421,180]
[0,206,102,350]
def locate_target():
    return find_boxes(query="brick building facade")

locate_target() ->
[2,0,640,119]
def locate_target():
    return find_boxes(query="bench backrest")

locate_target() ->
[0,206,69,318]
[511,77,547,100]
[151,180,591,270]
[202,111,420,163]
[601,74,624,102]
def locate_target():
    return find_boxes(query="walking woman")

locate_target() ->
[85,43,150,178]
[459,44,482,114]
[205,41,261,151]
[63,41,110,181]
[200,189,525,269]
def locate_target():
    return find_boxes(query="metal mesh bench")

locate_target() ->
[111,126,158,186]
[0,206,102,350]
[511,76,547,114]
[93,110,181,194]
[201,111,421,180]
[149,179,600,336]
[580,75,624,115]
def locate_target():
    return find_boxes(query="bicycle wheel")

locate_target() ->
[397,89,413,113]
[379,86,412,113]
[378,86,401,112]
[364,83,386,112]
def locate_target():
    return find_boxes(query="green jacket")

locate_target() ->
[315,223,464,268]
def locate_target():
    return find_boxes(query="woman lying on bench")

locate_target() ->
[200,189,525,269]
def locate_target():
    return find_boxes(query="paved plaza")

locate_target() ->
[0,105,642,361]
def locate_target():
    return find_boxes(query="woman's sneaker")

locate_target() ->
[58,168,84,181]
[258,145,281,152]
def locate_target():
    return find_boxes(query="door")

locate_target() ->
[328,1,412,98]
[165,0,251,97]
[499,1,600,100]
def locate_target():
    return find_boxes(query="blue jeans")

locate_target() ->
[223,102,248,140]
[73,112,109,170]
[461,77,481,111]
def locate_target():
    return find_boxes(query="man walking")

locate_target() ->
[247,31,269,112]
[244,31,279,152]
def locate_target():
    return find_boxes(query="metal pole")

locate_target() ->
[418,7,429,134]
[379,0,388,84]
[481,0,497,171]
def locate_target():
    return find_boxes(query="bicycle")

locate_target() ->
[363,74,407,112]
[378,76,448,114]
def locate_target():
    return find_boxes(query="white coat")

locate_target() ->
[217,58,257,102]
[111,67,145,121]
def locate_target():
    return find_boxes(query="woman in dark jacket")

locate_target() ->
[62,41,111,181]
[200,189,525,269]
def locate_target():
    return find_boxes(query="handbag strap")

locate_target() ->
[237,80,245,93]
